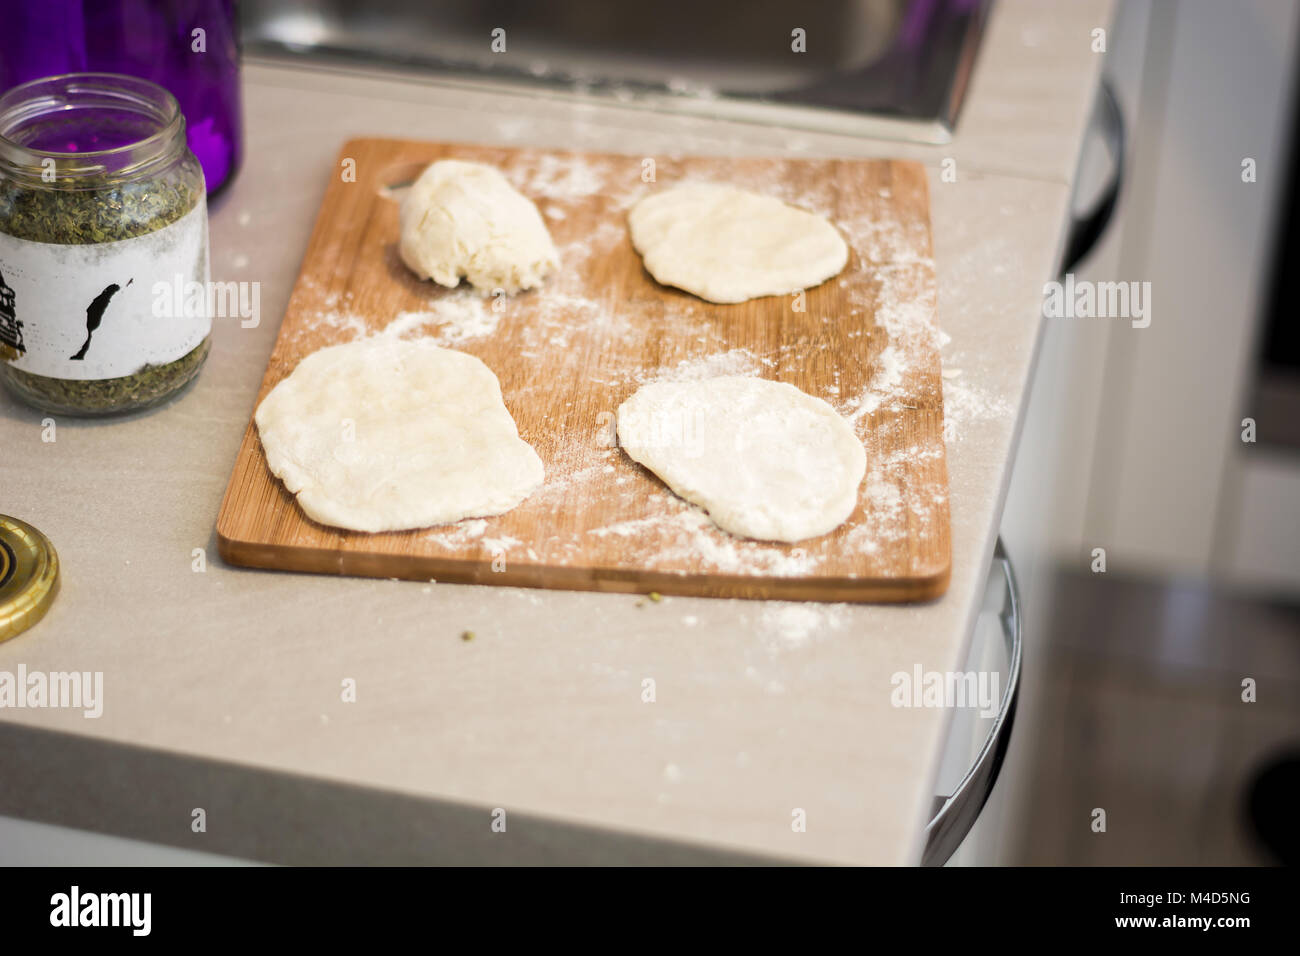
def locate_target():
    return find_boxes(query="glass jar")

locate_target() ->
[0,73,211,416]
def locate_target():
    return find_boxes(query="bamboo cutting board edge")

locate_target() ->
[215,518,951,602]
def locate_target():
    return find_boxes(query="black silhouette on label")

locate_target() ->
[70,278,133,361]
[0,269,23,356]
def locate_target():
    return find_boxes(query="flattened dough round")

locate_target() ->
[617,376,866,542]
[628,183,848,304]
[399,159,559,294]
[255,337,544,533]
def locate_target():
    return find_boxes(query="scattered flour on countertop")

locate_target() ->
[759,602,850,650]
[492,116,536,141]
[666,76,719,99]
[941,374,1015,442]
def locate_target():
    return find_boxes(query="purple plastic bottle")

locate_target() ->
[0,0,242,195]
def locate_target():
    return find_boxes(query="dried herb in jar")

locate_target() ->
[0,73,211,416]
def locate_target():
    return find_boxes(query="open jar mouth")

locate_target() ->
[0,72,186,182]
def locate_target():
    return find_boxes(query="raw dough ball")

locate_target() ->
[399,159,559,294]
[255,337,543,533]
[617,375,865,542]
[628,183,848,304]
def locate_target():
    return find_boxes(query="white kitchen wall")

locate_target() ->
[1083,0,1299,582]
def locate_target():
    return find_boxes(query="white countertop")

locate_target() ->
[0,0,1111,864]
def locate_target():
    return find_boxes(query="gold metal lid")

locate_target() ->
[0,514,59,642]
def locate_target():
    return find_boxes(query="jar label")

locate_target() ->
[0,202,210,381]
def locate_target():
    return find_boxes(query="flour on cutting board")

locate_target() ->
[422,517,487,549]
[588,503,820,576]
[511,152,617,204]
[274,156,973,579]
[292,285,367,342]
[383,290,499,343]
[844,344,906,422]
[640,347,769,384]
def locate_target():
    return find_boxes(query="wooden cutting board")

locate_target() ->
[216,138,950,602]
